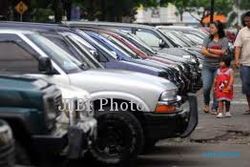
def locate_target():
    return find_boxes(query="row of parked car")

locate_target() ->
[0,21,205,166]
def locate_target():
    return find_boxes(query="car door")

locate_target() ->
[0,34,40,74]
[0,33,70,85]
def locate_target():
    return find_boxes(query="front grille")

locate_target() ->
[54,94,62,117]
[43,86,63,130]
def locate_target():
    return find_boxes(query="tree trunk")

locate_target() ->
[180,11,183,22]
[54,0,63,23]
[100,0,106,21]
[65,0,72,21]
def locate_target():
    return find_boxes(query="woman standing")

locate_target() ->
[201,21,229,114]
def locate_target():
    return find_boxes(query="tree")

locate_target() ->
[227,0,250,26]
[172,0,189,21]
[172,0,234,23]
[238,0,250,10]
[68,0,173,22]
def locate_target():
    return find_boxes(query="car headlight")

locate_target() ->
[190,58,197,63]
[155,90,182,114]
[183,55,197,63]
[160,89,178,102]
[182,55,192,59]
[199,63,203,69]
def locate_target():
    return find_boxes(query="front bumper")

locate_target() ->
[31,117,97,159]
[142,93,198,141]
[67,117,97,159]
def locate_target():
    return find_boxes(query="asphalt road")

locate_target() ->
[67,143,250,167]
[136,143,250,167]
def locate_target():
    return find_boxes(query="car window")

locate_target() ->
[161,30,189,47]
[77,30,115,61]
[26,33,83,74]
[44,32,101,69]
[185,33,203,45]
[102,33,138,58]
[135,29,162,48]
[70,32,110,62]
[0,34,39,74]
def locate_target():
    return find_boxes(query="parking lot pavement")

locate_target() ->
[189,71,250,144]
[136,143,250,167]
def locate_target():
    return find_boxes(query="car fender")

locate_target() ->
[0,108,41,135]
[89,91,151,112]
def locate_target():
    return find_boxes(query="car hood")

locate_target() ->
[132,58,172,69]
[158,47,191,57]
[69,69,176,94]
[118,59,164,73]
[56,84,90,100]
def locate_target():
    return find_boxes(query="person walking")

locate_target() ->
[234,11,250,114]
[213,56,234,118]
[201,21,229,114]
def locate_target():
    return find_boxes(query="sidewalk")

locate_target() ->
[189,72,250,144]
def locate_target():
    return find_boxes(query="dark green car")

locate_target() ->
[0,75,96,165]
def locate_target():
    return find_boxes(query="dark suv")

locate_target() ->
[0,75,96,165]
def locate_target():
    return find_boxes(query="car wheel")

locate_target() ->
[15,141,32,165]
[89,111,144,165]
[0,120,15,166]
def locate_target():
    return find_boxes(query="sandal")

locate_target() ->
[210,109,218,115]
[203,105,209,113]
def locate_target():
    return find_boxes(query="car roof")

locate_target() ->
[156,25,198,30]
[0,21,71,33]
[63,21,156,30]
[0,28,34,34]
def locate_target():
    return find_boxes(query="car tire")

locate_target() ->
[15,141,32,166]
[89,111,144,165]
[0,120,15,166]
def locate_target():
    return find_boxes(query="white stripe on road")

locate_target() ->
[231,100,248,104]
[210,100,248,105]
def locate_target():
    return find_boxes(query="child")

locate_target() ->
[214,56,234,118]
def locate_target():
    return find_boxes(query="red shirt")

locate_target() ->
[214,67,233,101]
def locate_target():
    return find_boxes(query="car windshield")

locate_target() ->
[173,31,197,46]
[185,33,203,45]
[89,31,134,59]
[62,32,104,68]
[77,30,118,59]
[126,32,157,54]
[101,33,139,59]
[26,33,83,74]
[159,29,190,47]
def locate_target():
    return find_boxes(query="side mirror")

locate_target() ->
[80,62,90,70]
[89,50,100,61]
[38,57,55,75]
[159,39,166,48]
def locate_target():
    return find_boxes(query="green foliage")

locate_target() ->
[173,0,234,15]
[30,0,52,22]
[170,0,234,21]
[31,8,53,22]
[238,0,250,10]
[23,0,250,22]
